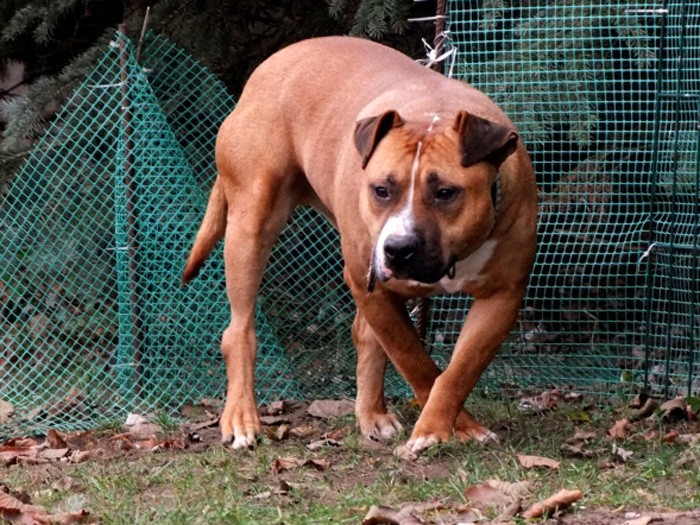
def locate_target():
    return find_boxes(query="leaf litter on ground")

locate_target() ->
[0,484,91,524]
[2,394,699,523]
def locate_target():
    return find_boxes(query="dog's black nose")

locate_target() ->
[384,235,417,266]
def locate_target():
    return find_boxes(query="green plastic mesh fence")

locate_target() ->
[447,0,699,396]
[0,33,300,438]
[2,0,699,438]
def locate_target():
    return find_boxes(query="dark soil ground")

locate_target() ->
[2,393,699,524]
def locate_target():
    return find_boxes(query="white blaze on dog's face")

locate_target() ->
[354,110,519,290]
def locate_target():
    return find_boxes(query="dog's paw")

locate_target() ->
[220,402,261,450]
[359,412,403,442]
[454,410,500,444]
[456,428,500,444]
[222,428,259,450]
[404,434,442,453]
[403,411,452,453]
[229,431,257,450]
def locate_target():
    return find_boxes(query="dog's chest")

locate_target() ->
[438,240,498,294]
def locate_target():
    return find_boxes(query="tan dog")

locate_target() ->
[183,36,537,452]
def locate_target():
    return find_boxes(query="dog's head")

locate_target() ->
[354,110,518,290]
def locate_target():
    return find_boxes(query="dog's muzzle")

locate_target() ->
[367,231,452,291]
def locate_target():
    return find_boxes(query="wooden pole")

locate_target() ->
[432,0,447,75]
[118,23,143,395]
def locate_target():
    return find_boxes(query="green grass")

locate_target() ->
[3,396,699,524]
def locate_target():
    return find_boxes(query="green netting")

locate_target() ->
[447,0,698,396]
[0,33,299,438]
[2,1,699,438]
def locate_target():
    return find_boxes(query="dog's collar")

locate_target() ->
[491,171,503,220]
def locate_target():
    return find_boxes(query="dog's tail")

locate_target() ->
[182,177,227,285]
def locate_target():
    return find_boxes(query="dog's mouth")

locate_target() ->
[367,251,456,292]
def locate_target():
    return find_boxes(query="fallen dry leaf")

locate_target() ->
[0,437,42,466]
[622,516,653,525]
[361,504,425,525]
[62,430,97,451]
[69,450,92,464]
[1,437,40,449]
[660,398,688,422]
[518,389,559,413]
[561,443,606,459]
[272,456,331,474]
[323,425,352,441]
[136,437,186,452]
[464,483,510,509]
[630,397,659,420]
[290,424,317,439]
[411,500,445,514]
[261,400,286,416]
[307,438,342,451]
[260,415,291,426]
[46,428,69,449]
[608,418,630,440]
[612,443,634,462]
[490,480,533,500]
[517,454,560,470]
[522,488,583,519]
[40,447,70,460]
[306,458,331,470]
[0,488,90,524]
[273,457,304,473]
[160,438,186,450]
[464,479,532,512]
[629,392,650,409]
[663,430,679,443]
[266,425,290,442]
[568,428,598,443]
[675,433,700,445]
[562,429,605,458]
[493,498,522,524]
[0,399,13,424]
[307,399,355,419]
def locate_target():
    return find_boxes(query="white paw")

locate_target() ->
[405,434,440,453]
[379,418,403,440]
[230,432,256,450]
[360,413,404,442]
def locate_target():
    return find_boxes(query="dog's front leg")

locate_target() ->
[406,289,523,452]
[352,311,403,441]
[348,281,443,416]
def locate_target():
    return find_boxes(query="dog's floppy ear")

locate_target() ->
[453,110,518,168]
[354,110,404,169]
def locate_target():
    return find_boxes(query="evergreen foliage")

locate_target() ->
[464,0,655,149]
[329,0,412,39]
[0,0,430,186]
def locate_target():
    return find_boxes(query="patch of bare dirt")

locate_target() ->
[2,394,699,524]
[556,508,700,525]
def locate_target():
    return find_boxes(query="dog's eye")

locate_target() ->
[435,187,458,203]
[372,185,391,201]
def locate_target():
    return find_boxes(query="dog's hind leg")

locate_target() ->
[218,175,297,449]
[351,310,403,441]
